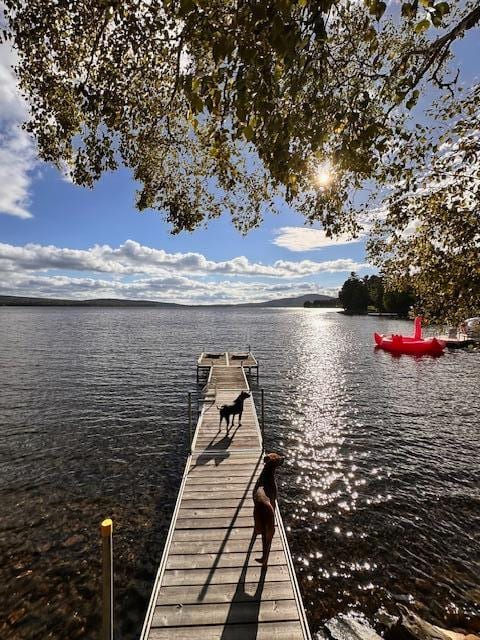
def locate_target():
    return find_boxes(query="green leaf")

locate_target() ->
[212,35,234,62]
[406,96,415,109]
[435,1,450,15]
[401,2,415,18]
[179,0,196,15]
[375,1,387,19]
[189,92,203,113]
[415,19,430,33]
[243,125,254,140]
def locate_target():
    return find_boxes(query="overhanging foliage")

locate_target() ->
[2,0,478,233]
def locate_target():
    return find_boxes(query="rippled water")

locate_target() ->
[0,308,479,639]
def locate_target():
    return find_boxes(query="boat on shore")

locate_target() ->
[374,317,446,356]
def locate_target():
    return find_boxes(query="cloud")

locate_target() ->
[0,41,36,219]
[0,240,369,278]
[0,127,35,218]
[0,269,340,304]
[0,240,367,303]
[273,227,366,252]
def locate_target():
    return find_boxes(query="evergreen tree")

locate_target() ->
[339,273,370,313]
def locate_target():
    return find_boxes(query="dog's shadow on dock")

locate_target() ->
[190,424,241,468]
[220,532,267,640]
[196,458,261,604]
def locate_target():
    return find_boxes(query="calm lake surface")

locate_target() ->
[1,307,479,639]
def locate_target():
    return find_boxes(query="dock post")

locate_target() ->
[261,388,265,449]
[101,518,113,640]
[188,392,192,453]
[196,366,199,383]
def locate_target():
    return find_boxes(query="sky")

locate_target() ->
[0,17,478,305]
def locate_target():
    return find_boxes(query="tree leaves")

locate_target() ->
[2,0,479,278]
[401,3,417,19]
[365,0,387,20]
[406,89,420,109]
[368,85,480,323]
[339,272,370,313]
[415,18,431,33]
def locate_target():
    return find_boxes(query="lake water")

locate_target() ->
[0,307,479,639]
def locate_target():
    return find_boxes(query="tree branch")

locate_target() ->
[412,5,480,88]
[84,11,111,85]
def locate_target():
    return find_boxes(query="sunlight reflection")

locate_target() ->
[314,161,334,188]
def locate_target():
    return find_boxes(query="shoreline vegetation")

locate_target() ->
[0,293,339,308]
[336,273,414,319]
[302,274,413,319]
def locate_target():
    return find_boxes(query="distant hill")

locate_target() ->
[247,293,339,307]
[0,295,182,308]
[0,293,339,308]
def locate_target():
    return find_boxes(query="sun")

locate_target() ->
[314,162,333,188]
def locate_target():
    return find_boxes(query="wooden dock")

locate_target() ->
[437,335,478,349]
[140,352,311,640]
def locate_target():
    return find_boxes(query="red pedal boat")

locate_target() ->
[374,317,446,356]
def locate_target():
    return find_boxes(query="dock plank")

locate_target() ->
[182,490,255,500]
[155,581,296,605]
[177,507,254,519]
[180,498,253,509]
[188,462,261,472]
[149,621,304,640]
[166,550,286,570]
[152,599,300,627]
[174,516,253,529]
[184,480,258,490]
[171,527,261,542]
[162,564,292,587]
[169,537,283,555]
[186,469,261,479]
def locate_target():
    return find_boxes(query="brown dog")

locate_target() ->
[253,452,284,567]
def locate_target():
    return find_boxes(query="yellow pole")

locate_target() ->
[101,518,113,640]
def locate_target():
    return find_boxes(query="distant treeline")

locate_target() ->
[0,295,180,308]
[338,273,414,317]
[303,299,341,308]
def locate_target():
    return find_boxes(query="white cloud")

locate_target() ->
[0,240,369,278]
[0,269,340,304]
[0,41,36,219]
[273,227,366,252]
[0,127,35,218]
[0,240,365,303]
[0,44,25,120]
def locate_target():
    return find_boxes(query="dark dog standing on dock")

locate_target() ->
[253,452,285,567]
[218,391,251,431]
